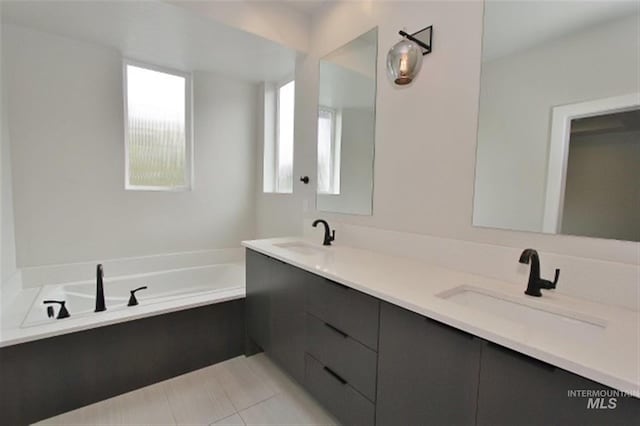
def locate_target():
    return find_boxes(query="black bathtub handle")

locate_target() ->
[128,286,148,307]
[43,300,70,319]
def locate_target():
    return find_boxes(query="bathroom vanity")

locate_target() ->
[243,239,640,426]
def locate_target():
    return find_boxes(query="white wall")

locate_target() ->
[259,1,638,272]
[1,14,17,286]
[4,24,258,267]
[474,14,639,233]
[1,80,16,283]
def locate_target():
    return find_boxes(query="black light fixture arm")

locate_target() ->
[398,25,433,55]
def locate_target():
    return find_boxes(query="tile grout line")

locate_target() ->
[213,369,242,419]
[237,392,281,416]
[243,355,290,396]
[229,355,286,413]
[158,382,180,426]
[193,364,243,425]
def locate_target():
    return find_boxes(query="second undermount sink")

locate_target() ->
[437,285,607,339]
[273,241,326,256]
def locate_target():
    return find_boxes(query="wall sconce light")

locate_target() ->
[386,26,433,85]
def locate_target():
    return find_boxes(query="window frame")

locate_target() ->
[122,59,194,192]
[273,78,295,194]
[317,105,341,195]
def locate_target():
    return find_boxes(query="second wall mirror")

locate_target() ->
[473,1,639,242]
[316,27,377,215]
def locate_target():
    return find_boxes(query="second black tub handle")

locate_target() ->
[43,300,70,319]
[323,366,347,385]
[128,286,148,306]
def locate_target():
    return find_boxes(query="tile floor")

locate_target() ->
[34,354,338,425]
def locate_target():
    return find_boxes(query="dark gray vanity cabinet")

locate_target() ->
[477,341,640,426]
[376,302,483,426]
[246,249,380,425]
[303,275,380,426]
[246,250,308,383]
[269,260,309,383]
[247,250,640,426]
[245,249,272,352]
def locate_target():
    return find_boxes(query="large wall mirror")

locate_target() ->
[316,28,377,215]
[473,1,639,242]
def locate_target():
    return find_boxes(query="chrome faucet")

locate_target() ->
[519,249,560,297]
[95,264,106,312]
[312,219,335,246]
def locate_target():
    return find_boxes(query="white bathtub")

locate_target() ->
[22,263,244,328]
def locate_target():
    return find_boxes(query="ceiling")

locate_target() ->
[0,0,297,82]
[482,0,639,61]
[285,0,332,16]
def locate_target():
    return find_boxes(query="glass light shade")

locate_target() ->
[386,38,423,85]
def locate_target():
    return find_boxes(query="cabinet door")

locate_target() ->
[477,342,640,426]
[269,260,308,383]
[376,302,482,426]
[245,249,272,352]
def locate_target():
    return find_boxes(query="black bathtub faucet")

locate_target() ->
[312,219,335,246]
[95,264,106,312]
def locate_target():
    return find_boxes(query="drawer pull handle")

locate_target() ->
[323,366,347,385]
[324,322,348,338]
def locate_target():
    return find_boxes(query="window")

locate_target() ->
[317,106,341,194]
[264,80,295,193]
[124,61,192,190]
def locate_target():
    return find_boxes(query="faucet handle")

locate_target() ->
[128,286,148,306]
[43,300,70,319]
[539,269,560,290]
[330,230,336,242]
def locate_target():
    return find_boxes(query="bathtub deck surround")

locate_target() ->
[242,237,640,397]
[19,248,244,289]
[0,260,244,347]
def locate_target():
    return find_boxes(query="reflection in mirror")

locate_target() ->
[560,108,640,240]
[317,28,377,215]
[473,1,639,242]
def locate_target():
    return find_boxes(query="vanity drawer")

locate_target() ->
[305,276,380,350]
[305,313,377,401]
[304,353,375,426]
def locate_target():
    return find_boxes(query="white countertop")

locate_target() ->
[242,237,640,397]
[0,286,245,348]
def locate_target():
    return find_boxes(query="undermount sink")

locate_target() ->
[273,241,326,256]
[437,285,607,339]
